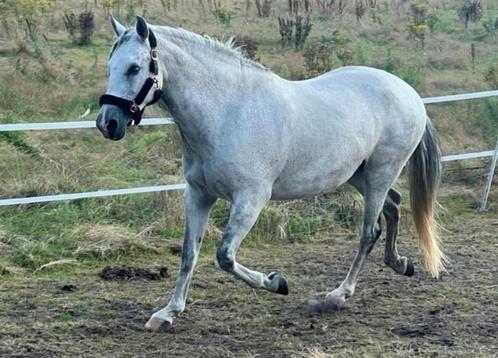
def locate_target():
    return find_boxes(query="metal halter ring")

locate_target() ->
[150,49,158,59]
[130,102,140,114]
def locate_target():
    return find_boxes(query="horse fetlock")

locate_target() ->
[385,255,415,276]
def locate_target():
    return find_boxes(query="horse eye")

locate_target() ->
[127,64,141,75]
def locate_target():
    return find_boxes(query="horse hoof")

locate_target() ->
[403,257,415,277]
[307,295,345,315]
[144,317,173,333]
[267,272,289,295]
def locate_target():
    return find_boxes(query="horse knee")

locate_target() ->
[216,247,234,272]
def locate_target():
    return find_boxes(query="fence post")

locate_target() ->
[480,139,498,211]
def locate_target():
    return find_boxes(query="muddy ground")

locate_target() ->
[1,209,497,357]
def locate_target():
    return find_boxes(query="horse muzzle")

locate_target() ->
[96,106,127,141]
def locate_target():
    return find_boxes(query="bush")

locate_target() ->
[303,30,353,78]
[214,1,233,26]
[303,41,335,79]
[393,67,424,89]
[355,41,369,66]
[255,0,272,17]
[278,13,312,51]
[62,10,95,46]
[384,48,424,90]
[484,64,498,88]
[407,3,430,48]
[458,0,482,28]
[78,11,94,45]
[279,64,291,79]
[479,98,498,141]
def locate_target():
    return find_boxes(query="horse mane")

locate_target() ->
[143,25,267,72]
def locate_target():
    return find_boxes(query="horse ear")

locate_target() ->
[136,16,149,41]
[110,13,125,37]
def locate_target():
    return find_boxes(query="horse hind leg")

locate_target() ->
[383,189,415,276]
[309,161,402,313]
[346,172,414,276]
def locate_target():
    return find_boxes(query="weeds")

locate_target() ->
[384,48,424,90]
[0,132,38,156]
[408,3,430,49]
[458,0,483,29]
[303,30,352,78]
[255,0,272,18]
[213,1,233,26]
[62,10,95,45]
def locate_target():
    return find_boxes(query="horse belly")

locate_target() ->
[270,158,363,200]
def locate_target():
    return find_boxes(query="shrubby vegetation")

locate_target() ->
[1,0,498,273]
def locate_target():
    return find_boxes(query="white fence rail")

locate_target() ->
[422,90,498,104]
[0,117,173,132]
[0,90,497,209]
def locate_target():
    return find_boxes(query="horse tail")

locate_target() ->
[407,117,446,278]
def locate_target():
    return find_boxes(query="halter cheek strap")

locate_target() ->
[99,30,163,126]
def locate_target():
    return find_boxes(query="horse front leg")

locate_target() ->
[145,185,215,332]
[216,190,289,295]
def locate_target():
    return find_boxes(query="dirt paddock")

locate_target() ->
[0,208,497,357]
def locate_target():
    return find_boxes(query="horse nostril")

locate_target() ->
[106,119,118,136]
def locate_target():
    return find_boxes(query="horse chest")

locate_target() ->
[182,156,247,201]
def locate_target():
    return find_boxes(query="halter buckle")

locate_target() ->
[130,102,140,114]
[150,48,158,59]
[152,77,159,88]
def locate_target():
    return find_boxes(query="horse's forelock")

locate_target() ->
[109,29,136,59]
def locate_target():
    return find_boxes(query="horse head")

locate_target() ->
[96,15,164,140]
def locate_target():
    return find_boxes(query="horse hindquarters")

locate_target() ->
[310,113,430,312]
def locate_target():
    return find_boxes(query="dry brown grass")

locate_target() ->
[71,224,164,259]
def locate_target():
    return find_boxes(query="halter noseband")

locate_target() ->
[99,30,163,126]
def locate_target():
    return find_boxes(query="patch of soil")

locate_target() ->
[60,284,77,292]
[1,203,497,358]
[98,265,169,281]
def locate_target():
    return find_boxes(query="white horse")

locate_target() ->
[96,16,446,332]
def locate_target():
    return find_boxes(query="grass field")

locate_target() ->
[1,1,498,356]
[0,182,497,357]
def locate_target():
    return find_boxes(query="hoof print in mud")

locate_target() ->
[306,296,346,315]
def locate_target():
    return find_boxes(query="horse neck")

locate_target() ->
[157,36,269,151]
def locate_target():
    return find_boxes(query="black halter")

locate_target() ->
[99,30,163,126]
